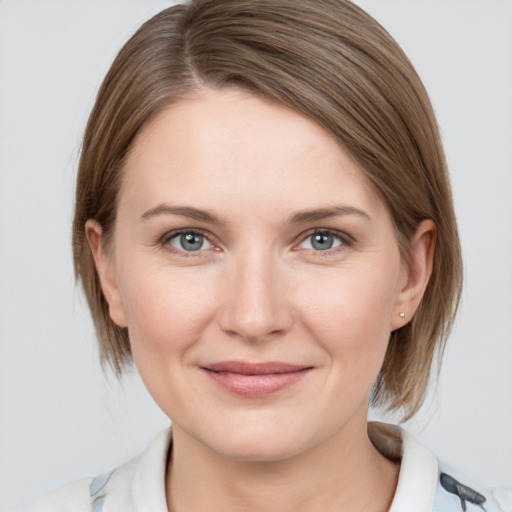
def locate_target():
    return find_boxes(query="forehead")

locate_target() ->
[120,87,386,221]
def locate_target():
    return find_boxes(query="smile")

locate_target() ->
[201,361,313,397]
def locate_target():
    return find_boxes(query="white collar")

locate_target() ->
[103,422,439,512]
[95,428,171,511]
[369,421,439,512]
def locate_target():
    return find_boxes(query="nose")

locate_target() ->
[217,248,294,342]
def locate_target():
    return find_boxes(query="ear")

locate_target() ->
[85,219,128,327]
[391,219,436,330]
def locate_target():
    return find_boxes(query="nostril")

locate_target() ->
[217,301,293,341]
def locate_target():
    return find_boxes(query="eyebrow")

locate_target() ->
[141,203,371,225]
[288,205,372,224]
[141,204,226,226]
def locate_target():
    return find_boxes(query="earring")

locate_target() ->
[399,312,406,318]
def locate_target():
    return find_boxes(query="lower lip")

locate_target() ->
[202,368,311,397]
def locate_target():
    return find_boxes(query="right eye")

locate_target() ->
[164,230,213,253]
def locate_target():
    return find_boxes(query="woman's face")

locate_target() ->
[90,87,424,461]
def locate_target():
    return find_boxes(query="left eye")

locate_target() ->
[168,231,213,252]
[299,231,343,251]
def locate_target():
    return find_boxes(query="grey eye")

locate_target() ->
[169,232,212,252]
[312,233,334,250]
[300,232,342,251]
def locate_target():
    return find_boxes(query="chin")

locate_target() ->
[210,433,308,462]
[185,411,323,463]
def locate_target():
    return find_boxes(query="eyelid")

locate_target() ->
[160,228,220,255]
[294,228,355,253]
[158,227,355,256]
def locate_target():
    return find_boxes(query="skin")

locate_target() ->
[87,87,435,512]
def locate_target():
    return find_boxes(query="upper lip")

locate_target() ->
[202,361,312,375]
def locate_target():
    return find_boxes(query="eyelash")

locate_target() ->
[296,228,354,255]
[160,228,215,257]
[159,228,354,256]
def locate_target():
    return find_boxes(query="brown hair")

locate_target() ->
[73,0,463,419]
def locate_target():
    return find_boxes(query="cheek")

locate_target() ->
[297,266,399,367]
[117,258,219,361]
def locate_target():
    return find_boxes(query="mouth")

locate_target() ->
[200,361,313,397]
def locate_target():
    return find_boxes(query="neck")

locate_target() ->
[166,414,399,512]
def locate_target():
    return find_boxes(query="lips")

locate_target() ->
[201,361,312,397]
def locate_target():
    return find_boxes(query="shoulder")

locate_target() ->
[23,478,93,512]
[22,428,171,512]
[433,463,511,512]
[493,488,512,512]
[368,422,512,512]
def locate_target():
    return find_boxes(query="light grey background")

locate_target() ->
[1,1,511,510]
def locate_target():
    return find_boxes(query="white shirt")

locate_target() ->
[23,422,512,512]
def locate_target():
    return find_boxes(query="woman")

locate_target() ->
[23,1,510,511]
